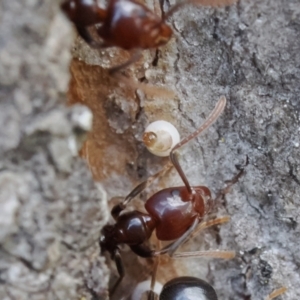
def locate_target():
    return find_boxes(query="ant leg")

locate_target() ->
[124,162,172,206]
[147,255,160,300]
[109,250,125,295]
[108,50,142,75]
[111,162,172,220]
[167,217,235,260]
[153,216,231,258]
[172,250,235,259]
[130,237,234,265]
[154,218,200,257]
[148,239,161,300]
[169,96,227,193]
[159,0,166,18]
[130,244,153,258]
[148,289,156,300]
[265,287,287,300]
[214,156,249,203]
[188,216,230,242]
[165,217,232,259]
[75,25,104,48]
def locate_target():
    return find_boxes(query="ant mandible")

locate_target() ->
[100,96,244,294]
[61,0,236,72]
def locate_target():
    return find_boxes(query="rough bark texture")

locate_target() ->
[0,0,299,300]
[0,1,109,300]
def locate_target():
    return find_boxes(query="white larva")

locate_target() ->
[131,279,163,300]
[143,120,180,157]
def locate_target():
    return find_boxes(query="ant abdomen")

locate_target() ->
[160,277,218,300]
[61,0,106,26]
[145,186,211,240]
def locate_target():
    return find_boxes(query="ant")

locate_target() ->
[131,276,218,300]
[100,96,246,295]
[131,257,287,300]
[61,0,236,73]
[143,276,287,300]
[151,276,219,300]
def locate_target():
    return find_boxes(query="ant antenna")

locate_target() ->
[170,96,227,193]
[163,0,236,21]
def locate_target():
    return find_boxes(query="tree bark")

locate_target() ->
[0,0,299,299]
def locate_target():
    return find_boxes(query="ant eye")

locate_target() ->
[143,120,180,157]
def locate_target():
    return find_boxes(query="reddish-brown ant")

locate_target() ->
[100,96,246,294]
[61,0,236,72]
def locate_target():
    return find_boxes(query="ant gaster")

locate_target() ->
[157,276,218,300]
[146,276,287,300]
[61,0,236,72]
[131,277,219,300]
[100,96,241,294]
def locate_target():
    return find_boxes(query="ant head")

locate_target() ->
[99,224,118,255]
[61,0,100,26]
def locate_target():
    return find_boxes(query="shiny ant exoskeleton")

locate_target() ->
[131,276,218,300]
[138,276,287,300]
[61,0,236,72]
[155,276,219,300]
[100,96,246,294]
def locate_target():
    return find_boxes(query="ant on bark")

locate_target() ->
[100,96,247,295]
[152,276,219,300]
[132,276,287,300]
[131,276,218,300]
[132,252,287,300]
[61,0,236,73]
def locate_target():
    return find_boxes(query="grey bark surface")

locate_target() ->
[0,0,299,300]
[0,1,109,300]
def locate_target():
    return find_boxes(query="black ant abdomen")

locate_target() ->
[160,276,218,300]
[133,277,287,300]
